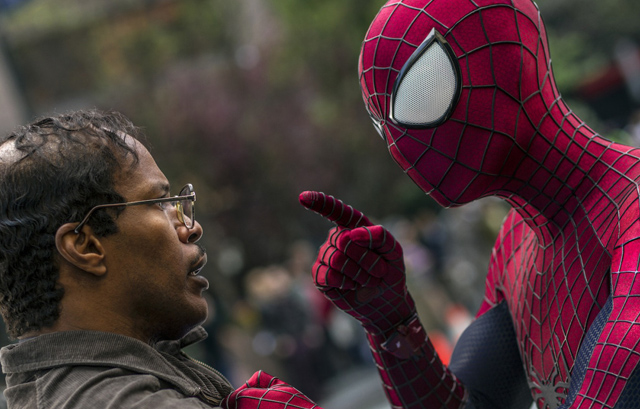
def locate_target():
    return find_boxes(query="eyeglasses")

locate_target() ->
[73,183,196,234]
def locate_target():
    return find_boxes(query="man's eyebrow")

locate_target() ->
[147,182,170,197]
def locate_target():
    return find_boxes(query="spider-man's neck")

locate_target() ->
[494,107,640,251]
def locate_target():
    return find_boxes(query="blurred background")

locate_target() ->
[2,0,640,407]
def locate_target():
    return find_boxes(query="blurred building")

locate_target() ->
[0,37,26,135]
[576,38,640,129]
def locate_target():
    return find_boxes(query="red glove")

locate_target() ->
[221,371,322,409]
[299,191,416,336]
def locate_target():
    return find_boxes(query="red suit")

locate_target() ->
[300,0,640,408]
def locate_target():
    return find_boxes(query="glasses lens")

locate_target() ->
[179,184,195,228]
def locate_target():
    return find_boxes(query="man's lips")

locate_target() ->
[188,253,207,277]
[188,252,209,291]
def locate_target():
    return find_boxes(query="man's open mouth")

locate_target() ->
[188,266,203,276]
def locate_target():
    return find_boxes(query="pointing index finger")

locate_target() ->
[299,191,372,228]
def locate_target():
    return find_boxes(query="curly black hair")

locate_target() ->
[0,110,141,338]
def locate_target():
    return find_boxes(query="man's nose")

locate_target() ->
[178,219,203,243]
[167,205,202,243]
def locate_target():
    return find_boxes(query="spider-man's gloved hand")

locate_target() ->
[300,191,420,355]
[221,371,322,409]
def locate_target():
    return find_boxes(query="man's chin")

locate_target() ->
[152,306,208,343]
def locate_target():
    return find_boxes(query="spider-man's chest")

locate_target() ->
[490,224,611,408]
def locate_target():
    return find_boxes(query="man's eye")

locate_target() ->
[157,201,172,209]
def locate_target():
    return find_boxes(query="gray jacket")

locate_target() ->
[0,327,233,408]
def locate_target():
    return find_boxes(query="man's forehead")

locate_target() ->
[115,140,170,198]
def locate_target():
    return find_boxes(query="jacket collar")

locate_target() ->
[0,326,209,396]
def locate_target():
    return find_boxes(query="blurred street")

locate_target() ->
[318,368,389,409]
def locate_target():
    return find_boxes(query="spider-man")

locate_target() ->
[300,0,640,408]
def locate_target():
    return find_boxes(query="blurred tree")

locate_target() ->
[1,0,639,298]
[1,0,640,396]
[537,0,640,131]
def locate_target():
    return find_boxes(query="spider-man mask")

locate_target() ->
[360,0,565,207]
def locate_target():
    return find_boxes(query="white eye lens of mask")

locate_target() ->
[390,28,461,128]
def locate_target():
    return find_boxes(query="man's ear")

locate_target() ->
[55,223,107,276]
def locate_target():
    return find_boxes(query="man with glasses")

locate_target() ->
[0,110,322,409]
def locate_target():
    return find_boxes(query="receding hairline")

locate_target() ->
[2,119,142,167]
[0,139,23,164]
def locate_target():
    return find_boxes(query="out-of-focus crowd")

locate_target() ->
[185,197,510,402]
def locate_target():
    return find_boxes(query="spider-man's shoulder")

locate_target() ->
[491,209,535,257]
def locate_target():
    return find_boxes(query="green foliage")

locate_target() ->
[536,0,640,93]
[3,0,640,274]
[269,0,381,87]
